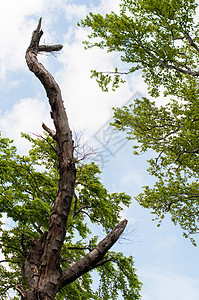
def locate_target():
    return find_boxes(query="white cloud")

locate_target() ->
[98,0,121,14]
[0,98,52,153]
[0,1,45,75]
[0,0,70,79]
[0,0,145,140]
[63,0,121,20]
[140,267,199,300]
[122,170,146,188]
[53,0,146,141]
[56,26,133,139]
[0,3,199,300]
[64,3,89,22]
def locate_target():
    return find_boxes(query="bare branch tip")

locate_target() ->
[120,219,128,226]
[42,122,56,139]
[37,17,42,31]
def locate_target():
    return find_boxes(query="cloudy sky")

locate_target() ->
[0,0,199,299]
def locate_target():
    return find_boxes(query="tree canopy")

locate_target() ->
[0,133,141,299]
[80,0,199,245]
[0,19,142,299]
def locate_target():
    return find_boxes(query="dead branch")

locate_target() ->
[25,17,76,298]
[59,219,128,288]
[22,18,128,299]
[42,122,56,139]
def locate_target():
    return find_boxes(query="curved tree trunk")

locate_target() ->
[16,18,128,300]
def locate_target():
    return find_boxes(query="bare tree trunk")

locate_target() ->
[16,18,128,300]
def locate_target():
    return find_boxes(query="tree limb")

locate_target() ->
[25,17,76,298]
[137,37,199,76]
[38,45,63,52]
[22,18,129,300]
[42,122,56,139]
[73,205,90,218]
[59,219,127,289]
[94,257,113,268]
[175,148,199,164]
[184,32,199,53]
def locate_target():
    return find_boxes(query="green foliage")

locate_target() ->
[80,0,198,94]
[112,83,199,245]
[55,272,95,300]
[0,132,142,298]
[56,252,141,300]
[96,252,141,300]
[0,265,20,299]
[90,69,126,92]
[80,0,199,245]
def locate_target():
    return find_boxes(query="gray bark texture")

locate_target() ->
[16,18,128,300]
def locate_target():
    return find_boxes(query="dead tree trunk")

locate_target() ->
[16,18,128,300]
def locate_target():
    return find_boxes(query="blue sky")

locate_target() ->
[0,0,199,299]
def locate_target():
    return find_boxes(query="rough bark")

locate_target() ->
[16,18,128,300]
[59,219,128,289]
